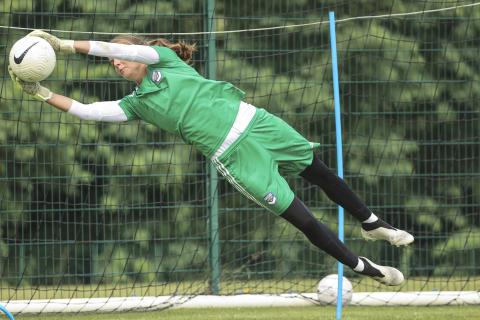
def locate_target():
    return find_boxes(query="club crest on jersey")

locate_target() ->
[151,70,163,83]
[264,192,277,205]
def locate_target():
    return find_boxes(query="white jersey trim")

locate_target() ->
[211,101,256,160]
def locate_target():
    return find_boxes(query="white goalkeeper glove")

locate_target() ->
[9,65,53,101]
[28,30,75,54]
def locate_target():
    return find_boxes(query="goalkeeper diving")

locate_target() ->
[8,30,414,286]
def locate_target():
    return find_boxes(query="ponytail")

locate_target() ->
[147,39,197,64]
[111,35,197,64]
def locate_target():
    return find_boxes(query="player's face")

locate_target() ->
[111,58,147,84]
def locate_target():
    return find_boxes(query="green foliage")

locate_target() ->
[0,0,479,297]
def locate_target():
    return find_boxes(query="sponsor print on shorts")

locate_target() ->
[263,192,277,205]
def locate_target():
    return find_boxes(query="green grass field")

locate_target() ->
[13,306,479,320]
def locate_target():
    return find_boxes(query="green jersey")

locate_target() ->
[119,46,246,157]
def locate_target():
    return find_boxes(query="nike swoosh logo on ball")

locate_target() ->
[13,41,39,64]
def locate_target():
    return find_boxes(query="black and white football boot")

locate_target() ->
[361,219,414,247]
[356,257,404,286]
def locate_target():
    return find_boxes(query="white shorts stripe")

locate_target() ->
[212,158,268,210]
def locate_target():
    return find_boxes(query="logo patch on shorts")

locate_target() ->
[151,70,163,83]
[264,192,277,205]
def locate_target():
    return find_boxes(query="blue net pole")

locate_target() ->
[0,304,15,320]
[329,11,345,320]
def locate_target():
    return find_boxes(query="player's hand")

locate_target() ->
[8,65,53,101]
[27,30,75,54]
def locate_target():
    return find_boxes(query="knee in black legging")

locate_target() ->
[301,155,338,188]
[299,154,372,222]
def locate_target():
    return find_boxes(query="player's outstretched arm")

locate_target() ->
[28,30,159,64]
[9,64,71,112]
[82,41,159,64]
[8,65,53,102]
[27,30,76,54]
[9,65,128,122]
[28,29,92,54]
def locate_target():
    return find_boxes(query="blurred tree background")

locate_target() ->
[0,0,479,299]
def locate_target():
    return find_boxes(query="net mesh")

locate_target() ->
[0,0,479,313]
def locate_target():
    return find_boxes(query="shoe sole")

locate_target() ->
[361,228,414,247]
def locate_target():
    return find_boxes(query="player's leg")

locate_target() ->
[211,114,403,286]
[280,197,404,286]
[299,153,414,247]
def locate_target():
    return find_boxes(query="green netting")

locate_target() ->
[0,0,479,312]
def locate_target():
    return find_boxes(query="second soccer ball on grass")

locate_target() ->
[317,274,353,305]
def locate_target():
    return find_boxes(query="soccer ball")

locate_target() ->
[317,274,353,305]
[9,36,56,82]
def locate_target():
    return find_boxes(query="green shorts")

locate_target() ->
[212,108,319,215]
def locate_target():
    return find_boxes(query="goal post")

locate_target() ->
[3,291,480,314]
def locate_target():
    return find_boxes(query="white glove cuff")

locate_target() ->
[36,86,53,101]
[60,40,75,53]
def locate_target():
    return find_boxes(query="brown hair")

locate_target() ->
[111,35,197,64]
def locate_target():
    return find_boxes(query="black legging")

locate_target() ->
[299,153,371,222]
[280,197,358,268]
